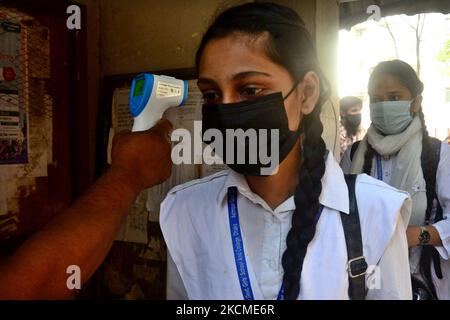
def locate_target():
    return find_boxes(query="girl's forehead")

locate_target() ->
[369,73,408,93]
[198,34,273,75]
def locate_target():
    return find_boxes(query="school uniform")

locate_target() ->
[341,141,450,299]
[161,151,413,300]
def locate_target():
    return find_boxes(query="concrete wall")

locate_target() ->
[315,0,340,158]
[99,0,250,75]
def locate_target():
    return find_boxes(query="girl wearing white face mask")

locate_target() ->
[341,60,450,300]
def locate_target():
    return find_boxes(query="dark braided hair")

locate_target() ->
[195,2,330,300]
[366,60,440,293]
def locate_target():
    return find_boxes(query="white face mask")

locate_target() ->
[369,100,414,135]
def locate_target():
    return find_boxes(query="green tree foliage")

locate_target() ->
[437,40,450,63]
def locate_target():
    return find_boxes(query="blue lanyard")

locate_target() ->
[376,154,383,181]
[227,186,323,300]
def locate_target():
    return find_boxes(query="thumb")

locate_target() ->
[148,119,173,141]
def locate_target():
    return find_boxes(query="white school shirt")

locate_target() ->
[161,151,413,300]
[341,141,450,299]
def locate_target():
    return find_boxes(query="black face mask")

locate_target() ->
[201,92,300,176]
[343,114,361,136]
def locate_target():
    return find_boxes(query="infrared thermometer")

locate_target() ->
[130,73,188,132]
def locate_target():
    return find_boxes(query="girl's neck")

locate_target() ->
[246,141,301,210]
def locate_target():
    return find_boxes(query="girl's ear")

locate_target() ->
[297,71,320,116]
[411,95,422,114]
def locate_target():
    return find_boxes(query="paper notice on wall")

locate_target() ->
[23,94,53,178]
[115,191,148,244]
[106,127,114,165]
[111,88,133,133]
[0,20,21,92]
[146,162,199,221]
[0,20,28,165]
[146,80,204,221]
[108,88,133,164]
[0,94,27,165]
[111,87,148,243]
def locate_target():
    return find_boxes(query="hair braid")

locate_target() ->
[281,106,326,300]
[417,109,435,223]
[418,108,441,296]
[362,142,376,175]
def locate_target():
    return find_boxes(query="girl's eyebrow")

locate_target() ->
[197,78,216,86]
[197,71,272,87]
[232,71,272,80]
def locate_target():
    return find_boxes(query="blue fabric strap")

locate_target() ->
[227,186,323,300]
[376,154,383,181]
[227,186,255,300]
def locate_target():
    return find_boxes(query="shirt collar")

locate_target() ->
[217,150,349,215]
[217,169,276,212]
[320,150,350,214]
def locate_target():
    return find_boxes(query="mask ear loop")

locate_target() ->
[411,96,420,117]
[282,80,306,136]
[282,80,301,102]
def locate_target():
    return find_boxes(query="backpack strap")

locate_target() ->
[341,174,368,300]
[422,137,443,221]
[420,137,444,287]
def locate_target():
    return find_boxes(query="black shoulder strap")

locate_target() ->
[420,137,444,285]
[350,141,361,161]
[421,137,443,223]
[341,174,368,300]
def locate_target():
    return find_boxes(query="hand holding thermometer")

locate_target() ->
[130,73,188,132]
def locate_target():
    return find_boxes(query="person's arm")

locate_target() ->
[407,143,450,251]
[0,119,173,299]
[406,225,442,247]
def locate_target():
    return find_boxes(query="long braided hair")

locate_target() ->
[196,2,330,300]
[365,60,440,294]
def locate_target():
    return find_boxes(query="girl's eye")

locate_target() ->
[240,87,264,98]
[388,95,400,101]
[202,91,221,104]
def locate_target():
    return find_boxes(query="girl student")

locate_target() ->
[341,60,450,300]
[160,2,413,300]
